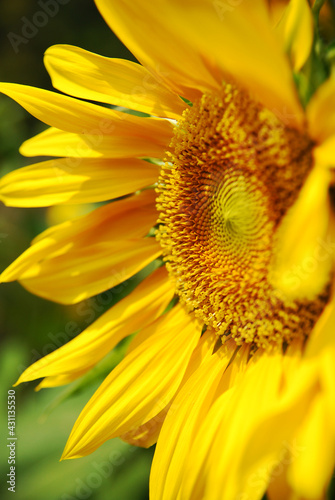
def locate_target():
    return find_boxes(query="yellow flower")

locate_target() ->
[1,0,335,498]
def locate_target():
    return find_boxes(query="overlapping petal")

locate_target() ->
[19,125,171,159]
[1,190,160,303]
[307,76,335,143]
[94,0,222,100]
[95,0,304,127]
[0,83,174,137]
[150,339,241,500]
[287,394,334,499]
[61,305,202,459]
[179,351,296,500]
[305,294,335,420]
[121,329,218,449]
[23,237,160,304]
[35,371,88,390]
[234,367,319,500]
[313,135,335,167]
[270,165,333,300]
[44,45,185,120]
[275,0,313,71]
[0,157,158,207]
[15,266,175,387]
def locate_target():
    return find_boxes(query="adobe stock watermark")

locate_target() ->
[7,0,71,54]
[272,106,299,127]
[60,446,136,500]
[272,234,335,299]
[213,0,243,21]
[236,439,306,500]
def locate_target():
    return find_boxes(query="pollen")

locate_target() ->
[156,84,329,349]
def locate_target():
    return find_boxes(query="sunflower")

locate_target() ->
[1,0,335,498]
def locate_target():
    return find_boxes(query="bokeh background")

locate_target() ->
[0,2,154,500]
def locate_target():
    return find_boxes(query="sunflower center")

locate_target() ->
[157,84,329,348]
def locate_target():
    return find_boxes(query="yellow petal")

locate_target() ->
[15,266,174,386]
[180,351,285,500]
[177,0,304,126]
[19,125,171,159]
[0,157,158,207]
[44,45,185,120]
[270,165,332,300]
[190,350,318,500]
[268,1,289,26]
[34,371,88,390]
[307,76,335,142]
[95,0,304,126]
[179,389,233,500]
[121,329,217,449]
[1,190,160,303]
[150,343,234,500]
[61,305,202,459]
[288,394,335,499]
[236,368,319,500]
[313,136,335,167]
[94,0,221,100]
[120,406,170,449]
[21,238,161,304]
[305,293,335,358]
[293,298,335,498]
[0,82,174,137]
[275,0,314,71]
[45,205,96,226]
[305,295,335,420]
[2,189,156,279]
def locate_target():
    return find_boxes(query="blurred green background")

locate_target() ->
[0,2,153,500]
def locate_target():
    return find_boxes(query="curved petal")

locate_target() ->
[270,165,333,300]
[287,394,335,499]
[21,238,161,304]
[15,266,174,386]
[44,45,185,120]
[183,0,304,126]
[34,371,88,390]
[268,1,289,26]
[179,351,286,500]
[0,82,174,137]
[313,135,335,168]
[150,341,237,500]
[233,369,319,500]
[275,0,313,71]
[307,76,335,142]
[61,305,202,459]
[121,329,218,449]
[120,406,170,450]
[2,189,156,279]
[305,293,335,358]
[19,125,171,160]
[1,190,160,303]
[94,0,221,100]
[305,294,335,421]
[95,0,304,127]
[0,157,158,207]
